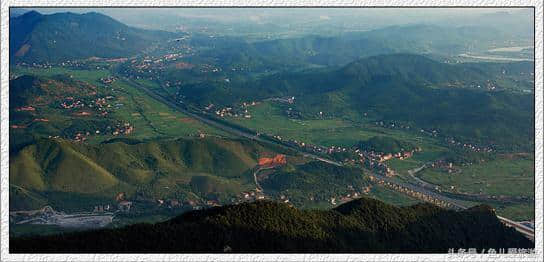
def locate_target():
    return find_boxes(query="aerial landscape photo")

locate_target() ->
[7,7,536,253]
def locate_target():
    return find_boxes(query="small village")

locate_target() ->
[373,177,459,210]
[444,136,495,153]
[204,101,261,119]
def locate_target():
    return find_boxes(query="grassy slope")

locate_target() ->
[9,137,286,207]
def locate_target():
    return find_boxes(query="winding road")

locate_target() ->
[121,75,534,241]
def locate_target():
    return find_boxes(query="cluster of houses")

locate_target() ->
[325,185,373,206]
[285,107,303,119]
[215,107,235,117]
[466,80,498,91]
[372,149,420,163]
[271,131,421,177]
[374,120,412,131]
[266,96,296,104]
[100,76,116,85]
[156,198,210,210]
[213,104,255,119]
[60,94,118,119]
[111,122,134,136]
[93,96,117,116]
[199,64,222,73]
[239,190,267,202]
[163,53,182,60]
[126,57,168,78]
[230,66,248,72]
[265,133,415,178]
[445,137,494,153]
[60,97,85,109]
[15,62,54,69]
[352,148,420,176]
[241,101,259,107]
[110,190,232,214]
[91,199,130,214]
[374,177,455,209]
[73,132,89,142]
[275,138,328,154]
[70,122,134,142]
[17,60,82,69]
[429,160,461,174]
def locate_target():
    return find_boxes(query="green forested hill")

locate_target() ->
[9,137,289,210]
[10,11,176,63]
[10,198,533,252]
[357,136,416,154]
[188,24,531,70]
[177,54,534,150]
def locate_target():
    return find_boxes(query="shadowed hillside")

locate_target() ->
[10,198,533,253]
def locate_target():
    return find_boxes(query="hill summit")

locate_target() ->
[10,11,176,63]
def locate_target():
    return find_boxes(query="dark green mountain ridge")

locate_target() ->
[10,197,533,252]
[10,11,177,63]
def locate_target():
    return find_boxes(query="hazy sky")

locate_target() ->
[13,7,533,33]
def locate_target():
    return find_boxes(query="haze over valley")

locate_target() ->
[8,7,535,252]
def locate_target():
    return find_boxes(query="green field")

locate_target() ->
[11,65,230,145]
[368,185,421,206]
[231,101,446,149]
[414,153,534,220]
[227,100,535,220]
[106,79,230,140]
[12,66,111,86]
[10,65,535,223]
[418,154,534,198]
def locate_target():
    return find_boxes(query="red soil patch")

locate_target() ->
[258,154,287,167]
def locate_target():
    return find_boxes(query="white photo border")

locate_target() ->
[1,1,542,261]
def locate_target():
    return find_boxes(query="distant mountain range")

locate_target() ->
[10,11,177,63]
[9,8,30,18]
[10,197,533,252]
[10,9,533,68]
[185,22,533,72]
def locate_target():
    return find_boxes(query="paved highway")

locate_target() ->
[497,215,535,241]
[122,76,534,241]
[121,76,342,166]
